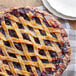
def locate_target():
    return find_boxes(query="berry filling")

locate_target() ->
[18,8,30,21]
[22,33,30,41]
[31,56,37,62]
[44,40,52,46]
[41,59,49,63]
[33,17,41,25]
[49,51,58,57]
[25,65,32,72]
[0,27,5,35]
[39,49,46,56]
[61,42,67,55]
[27,25,34,32]
[36,67,42,76]
[4,17,11,25]
[34,37,40,44]
[14,43,23,51]
[39,29,46,36]
[10,9,19,17]
[0,47,4,56]
[6,70,13,75]
[3,41,11,47]
[52,59,63,64]
[45,68,53,74]
[51,33,57,38]
[3,60,8,65]
[21,56,27,60]
[13,62,22,70]
[9,30,18,38]
[16,23,24,29]
[18,8,25,15]
[8,53,16,58]
[26,44,34,52]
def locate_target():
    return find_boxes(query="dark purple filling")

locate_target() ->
[10,9,19,17]
[52,59,63,64]
[19,10,30,21]
[0,75,3,76]
[55,65,60,70]
[44,40,52,46]
[36,65,54,75]
[39,29,46,36]
[34,37,40,44]
[62,47,67,55]
[51,33,57,38]
[21,56,27,60]
[0,47,4,56]
[26,44,34,52]
[3,60,8,64]
[24,8,35,14]
[8,53,16,58]
[6,70,13,75]
[49,51,57,57]
[13,62,22,70]
[16,23,24,29]
[33,17,41,25]
[36,67,42,76]
[18,8,31,21]
[27,26,34,32]
[36,68,49,76]
[24,14,30,21]
[61,42,67,55]
[18,8,25,14]
[18,8,30,21]
[41,59,49,63]
[25,65,32,72]
[31,56,37,62]
[39,49,46,56]
[52,59,60,64]
[14,43,23,51]
[9,30,18,38]
[45,68,53,74]
[57,42,68,55]
[24,8,30,13]
[0,27,5,35]
[4,17,11,25]
[3,41,11,47]
[22,33,30,41]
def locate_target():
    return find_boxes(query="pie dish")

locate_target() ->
[42,0,76,20]
[0,6,71,76]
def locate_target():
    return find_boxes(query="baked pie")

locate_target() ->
[0,6,71,76]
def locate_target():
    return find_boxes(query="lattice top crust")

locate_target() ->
[0,6,71,76]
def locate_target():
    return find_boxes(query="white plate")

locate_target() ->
[42,0,76,20]
[47,0,76,17]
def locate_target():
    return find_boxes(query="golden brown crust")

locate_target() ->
[0,6,71,76]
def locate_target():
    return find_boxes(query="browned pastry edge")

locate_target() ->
[0,6,71,76]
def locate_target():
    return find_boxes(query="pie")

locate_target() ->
[0,6,71,76]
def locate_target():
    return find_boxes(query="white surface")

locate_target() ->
[42,0,76,20]
[47,0,76,17]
